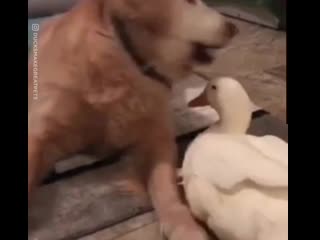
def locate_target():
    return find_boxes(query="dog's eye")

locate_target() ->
[186,0,197,5]
[211,85,217,90]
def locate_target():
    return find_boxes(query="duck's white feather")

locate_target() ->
[184,175,288,240]
[245,135,288,168]
[183,133,288,190]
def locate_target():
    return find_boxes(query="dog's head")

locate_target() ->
[109,0,238,82]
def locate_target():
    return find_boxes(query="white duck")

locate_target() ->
[180,77,288,240]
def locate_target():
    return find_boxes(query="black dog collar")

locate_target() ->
[112,17,172,89]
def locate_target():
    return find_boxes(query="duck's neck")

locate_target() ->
[209,104,251,134]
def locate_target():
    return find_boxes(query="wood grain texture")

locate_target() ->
[29,157,152,240]
[264,65,286,80]
[113,223,162,240]
[237,70,286,122]
[78,212,157,240]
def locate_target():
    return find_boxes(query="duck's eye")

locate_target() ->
[211,85,217,90]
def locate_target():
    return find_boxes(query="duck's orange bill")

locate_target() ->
[188,89,209,107]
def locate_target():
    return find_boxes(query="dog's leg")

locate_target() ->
[28,98,95,201]
[28,133,59,198]
[28,122,82,200]
[132,125,209,240]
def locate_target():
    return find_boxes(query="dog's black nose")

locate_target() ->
[224,22,239,39]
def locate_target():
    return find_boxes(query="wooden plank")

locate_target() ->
[113,223,162,240]
[28,157,152,240]
[204,0,286,30]
[236,71,286,122]
[264,65,286,80]
[79,214,220,240]
[28,113,287,240]
[78,212,157,240]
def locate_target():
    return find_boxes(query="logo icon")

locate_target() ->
[32,24,39,32]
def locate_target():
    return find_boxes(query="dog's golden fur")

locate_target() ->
[28,0,237,239]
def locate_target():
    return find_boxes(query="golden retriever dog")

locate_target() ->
[28,0,237,239]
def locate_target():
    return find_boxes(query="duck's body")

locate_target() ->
[181,77,288,240]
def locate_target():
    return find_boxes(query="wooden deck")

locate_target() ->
[28,17,287,240]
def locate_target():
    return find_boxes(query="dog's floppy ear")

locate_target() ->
[187,89,209,107]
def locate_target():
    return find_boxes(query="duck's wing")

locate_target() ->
[245,135,288,169]
[183,134,288,190]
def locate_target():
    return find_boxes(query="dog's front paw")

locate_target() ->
[160,205,209,240]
